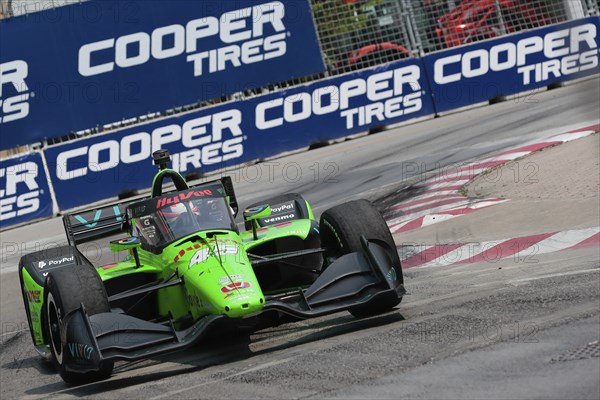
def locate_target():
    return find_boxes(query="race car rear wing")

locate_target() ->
[63,201,129,246]
[63,176,239,246]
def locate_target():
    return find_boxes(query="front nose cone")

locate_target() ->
[223,297,264,317]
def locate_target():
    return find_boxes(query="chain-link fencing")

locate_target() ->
[312,0,577,74]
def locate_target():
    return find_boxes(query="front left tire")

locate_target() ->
[44,264,113,384]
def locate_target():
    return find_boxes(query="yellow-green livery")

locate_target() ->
[19,149,405,384]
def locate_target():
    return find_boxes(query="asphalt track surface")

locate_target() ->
[1,77,599,399]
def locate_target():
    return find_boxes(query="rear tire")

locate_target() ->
[319,199,403,318]
[44,264,113,384]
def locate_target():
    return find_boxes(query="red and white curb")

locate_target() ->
[399,227,600,269]
[385,124,600,235]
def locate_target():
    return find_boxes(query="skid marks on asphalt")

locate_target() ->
[385,124,599,235]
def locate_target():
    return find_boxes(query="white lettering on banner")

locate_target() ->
[433,23,599,85]
[79,1,287,77]
[0,60,31,124]
[0,161,41,221]
[56,109,244,180]
[255,64,423,130]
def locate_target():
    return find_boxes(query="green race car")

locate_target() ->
[19,150,405,384]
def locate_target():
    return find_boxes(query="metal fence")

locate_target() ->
[312,0,579,74]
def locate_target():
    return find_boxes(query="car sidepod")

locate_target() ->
[18,245,92,354]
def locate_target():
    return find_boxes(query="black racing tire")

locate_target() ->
[44,264,113,384]
[319,200,402,272]
[319,199,403,318]
[19,246,93,350]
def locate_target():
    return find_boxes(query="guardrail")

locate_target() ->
[1,16,599,229]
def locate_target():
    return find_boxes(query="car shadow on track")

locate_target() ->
[22,310,405,397]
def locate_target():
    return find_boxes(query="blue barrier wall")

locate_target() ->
[2,17,599,227]
[0,0,325,150]
[44,58,434,210]
[0,152,53,227]
[424,17,600,113]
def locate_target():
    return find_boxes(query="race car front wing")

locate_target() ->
[62,237,404,370]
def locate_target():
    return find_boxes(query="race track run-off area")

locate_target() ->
[387,125,600,269]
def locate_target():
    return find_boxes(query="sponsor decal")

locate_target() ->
[433,23,598,86]
[220,282,251,293]
[78,2,288,78]
[73,206,123,228]
[37,256,74,269]
[188,243,239,268]
[0,60,31,124]
[156,189,213,208]
[0,160,42,222]
[386,268,397,283]
[26,290,41,303]
[68,342,94,361]
[188,247,211,269]
[173,239,239,262]
[322,219,343,249]
[281,229,310,236]
[218,274,243,286]
[263,213,295,224]
[270,202,295,213]
[245,205,268,214]
[139,215,159,243]
[173,243,203,262]
[255,64,423,131]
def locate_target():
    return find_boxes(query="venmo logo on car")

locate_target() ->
[78,1,287,78]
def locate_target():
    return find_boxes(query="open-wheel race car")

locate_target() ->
[19,150,405,384]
